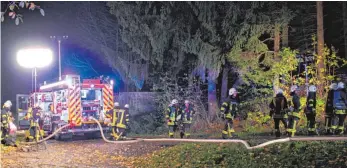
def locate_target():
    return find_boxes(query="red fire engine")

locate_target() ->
[27,75,115,140]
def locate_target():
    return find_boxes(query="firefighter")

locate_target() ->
[25,104,44,142]
[269,89,289,138]
[331,82,347,135]
[105,102,120,140]
[220,88,240,139]
[179,100,194,138]
[115,104,130,139]
[305,85,317,135]
[1,100,16,146]
[325,83,337,135]
[166,99,180,138]
[287,85,301,137]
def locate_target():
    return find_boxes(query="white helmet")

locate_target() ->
[276,88,283,94]
[290,85,298,92]
[124,104,129,108]
[308,85,317,92]
[3,100,12,108]
[330,83,337,89]
[114,102,120,107]
[338,82,345,89]
[171,99,178,105]
[184,100,190,104]
[229,88,237,96]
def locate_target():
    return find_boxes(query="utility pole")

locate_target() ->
[50,35,68,81]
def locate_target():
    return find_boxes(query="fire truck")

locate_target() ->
[20,75,114,140]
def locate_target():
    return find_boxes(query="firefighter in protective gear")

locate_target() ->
[269,89,288,138]
[325,83,337,135]
[287,85,301,137]
[114,104,130,139]
[179,100,194,138]
[305,85,317,135]
[220,88,240,139]
[331,82,347,135]
[1,101,16,146]
[166,99,181,138]
[24,104,45,142]
[105,102,120,140]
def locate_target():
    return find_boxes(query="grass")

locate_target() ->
[131,141,347,168]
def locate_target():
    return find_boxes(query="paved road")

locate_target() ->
[1,135,180,168]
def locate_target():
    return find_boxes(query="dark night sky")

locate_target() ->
[1,1,346,106]
[1,2,122,106]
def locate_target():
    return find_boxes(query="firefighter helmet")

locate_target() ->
[125,104,129,108]
[276,88,284,94]
[3,100,12,108]
[184,100,190,104]
[290,85,298,92]
[229,88,237,96]
[309,85,317,92]
[330,83,337,89]
[338,82,345,89]
[171,99,178,105]
[114,102,120,107]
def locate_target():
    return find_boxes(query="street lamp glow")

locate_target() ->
[17,48,53,68]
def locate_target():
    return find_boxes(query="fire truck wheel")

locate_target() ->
[84,132,100,139]
[52,125,61,141]
[60,133,73,141]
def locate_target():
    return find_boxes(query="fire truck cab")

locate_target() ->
[37,75,114,140]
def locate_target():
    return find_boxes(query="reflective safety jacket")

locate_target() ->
[25,107,42,127]
[106,107,120,127]
[1,109,10,129]
[165,105,180,126]
[221,95,240,119]
[333,88,347,111]
[289,92,301,118]
[180,105,194,124]
[269,93,288,118]
[305,92,316,113]
[325,88,335,115]
[115,108,129,129]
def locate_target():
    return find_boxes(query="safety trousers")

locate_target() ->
[180,123,191,138]
[222,118,235,139]
[111,127,127,140]
[325,114,334,134]
[287,115,299,137]
[332,113,346,135]
[168,125,178,138]
[305,113,317,135]
[274,118,288,138]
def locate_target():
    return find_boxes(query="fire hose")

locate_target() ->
[90,118,347,150]
[18,118,347,150]
[19,124,71,145]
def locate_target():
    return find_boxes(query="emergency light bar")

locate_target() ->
[40,80,67,90]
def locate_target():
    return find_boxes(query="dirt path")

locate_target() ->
[1,137,181,168]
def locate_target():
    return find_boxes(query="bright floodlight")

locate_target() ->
[17,48,53,68]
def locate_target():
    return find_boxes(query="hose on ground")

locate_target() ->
[92,117,347,149]
[20,124,70,145]
[91,118,143,144]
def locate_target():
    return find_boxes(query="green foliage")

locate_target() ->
[134,141,347,168]
[1,1,44,25]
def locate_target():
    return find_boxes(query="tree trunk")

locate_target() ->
[208,70,218,120]
[316,1,325,96]
[273,24,281,95]
[282,24,289,48]
[221,66,228,102]
[343,2,347,59]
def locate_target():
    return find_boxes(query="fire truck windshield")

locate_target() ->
[81,89,101,101]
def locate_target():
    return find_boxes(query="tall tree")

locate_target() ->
[316,1,325,94]
[343,2,347,59]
